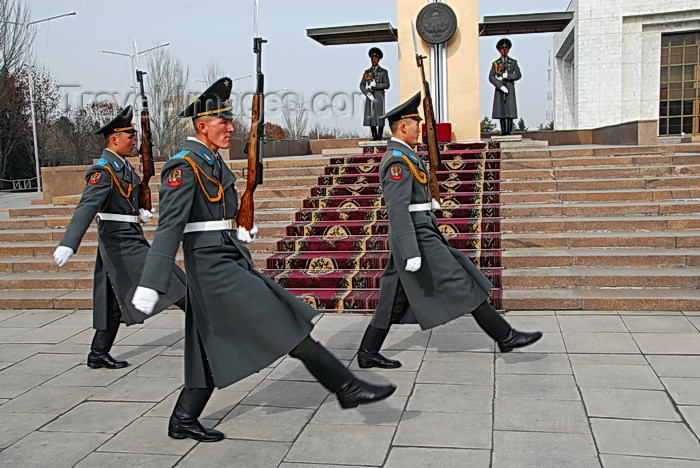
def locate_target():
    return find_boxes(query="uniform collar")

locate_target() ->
[183,137,218,165]
[102,148,128,171]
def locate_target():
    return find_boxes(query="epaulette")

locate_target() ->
[95,158,108,166]
[172,150,190,159]
[392,149,419,164]
[196,149,215,165]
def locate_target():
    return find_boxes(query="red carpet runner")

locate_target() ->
[262,141,502,313]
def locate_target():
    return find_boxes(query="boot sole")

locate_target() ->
[168,430,224,442]
[339,385,397,409]
[357,360,402,369]
[86,362,129,369]
[498,333,543,353]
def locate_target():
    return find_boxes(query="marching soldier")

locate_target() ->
[52,106,186,370]
[356,93,542,369]
[489,38,522,135]
[360,47,390,140]
[132,78,395,443]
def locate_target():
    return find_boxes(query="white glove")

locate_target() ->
[132,286,159,315]
[405,257,422,272]
[500,86,509,94]
[502,71,509,79]
[369,80,376,89]
[236,225,258,244]
[496,76,502,81]
[367,93,374,102]
[139,208,154,223]
[431,198,441,211]
[53,246,74,267]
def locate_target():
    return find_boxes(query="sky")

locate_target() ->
[25,0,571,136]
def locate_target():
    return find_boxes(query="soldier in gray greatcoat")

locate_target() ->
[52,106,186,370]
[355,92,542,369]
[489,38,522,135]
[359,47,390,140]
[132,78,395,443]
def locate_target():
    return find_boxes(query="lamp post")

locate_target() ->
[2,11,76,192]
[99,40,170,134]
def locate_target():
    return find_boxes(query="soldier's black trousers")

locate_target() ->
[90,288,122,354]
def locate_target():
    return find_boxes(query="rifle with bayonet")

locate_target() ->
[136,69,155,212]
[411,21,441,204]
[237,35,267,231]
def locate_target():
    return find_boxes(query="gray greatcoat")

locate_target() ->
[369,139,492,331]
[489,56,521,119]
[359,65,390,126]
[138,137,317,390]
[58,149,186,330]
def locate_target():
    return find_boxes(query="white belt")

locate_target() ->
[183,219,238,233]
[408,202,432,212]
[96,213,140,223]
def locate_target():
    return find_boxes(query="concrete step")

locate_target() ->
[501,215,700,233]
[503,164,700,182]
[502,231,700,249]
[503,267,700,289]
[504,175,700,192]
[501,247,699,268]
[501,187,700,204]
[502,287,700,311]
[501,152,700,169]
[502,200,700,218]
[501,143,700,160]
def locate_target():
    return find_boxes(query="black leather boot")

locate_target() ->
[298,341,396,409]
[87,303,128,369]
[506,119,514,135]
[499,119,507,135]
[377,126,384,140]
[168,387,224,442]
[370,126,377,140]
[472,300,542,353]
[498,329,543,353]
[357,325,401,369]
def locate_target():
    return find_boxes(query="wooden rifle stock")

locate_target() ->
[136,70,154,211]
[415,55,442,204]
[237,36,266,231]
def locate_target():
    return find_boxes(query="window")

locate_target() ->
[659,32,699,135]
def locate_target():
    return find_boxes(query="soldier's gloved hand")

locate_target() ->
[139,208,154,223]
[500,86,509,94]
[431,198,441,211]
[369,80,376,89]
[496,76,503,81]
[132,286,159,315]
[502,71,509,79]
[367,93,375,102]
[236,225,258,244]
[405,257,422,272]
[53,246,74,267]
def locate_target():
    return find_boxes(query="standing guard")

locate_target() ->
[360,47,390,140]
[489,38,522,135]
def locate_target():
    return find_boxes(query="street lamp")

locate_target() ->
[100,40,170,134]
[2,11,76,192]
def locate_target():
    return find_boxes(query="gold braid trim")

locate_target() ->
[182,156,223,202]
[493,61,502,75]
[102,166,133,199]
[399,155,427,184]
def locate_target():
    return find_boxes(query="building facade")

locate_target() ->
[553,1,700,135]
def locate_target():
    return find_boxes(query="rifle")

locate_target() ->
[136,69,154,212]
[411,21,441,204]
[237,35,267,231]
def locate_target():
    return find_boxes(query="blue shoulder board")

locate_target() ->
[172,150,190,159]
[96,158,108,166]
[392,149,403,157]
[198,149,214,165]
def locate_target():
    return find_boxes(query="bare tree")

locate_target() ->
[202,62,226,87]
[146,45,191,159]
[0,0,30,74]
[281,94,308,140]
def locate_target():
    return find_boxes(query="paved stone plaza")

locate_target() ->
[0,308,698,467]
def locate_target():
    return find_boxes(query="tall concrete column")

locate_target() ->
[396,0,480,140]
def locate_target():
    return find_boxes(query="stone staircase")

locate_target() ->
[0,156,329,309]
[500,144,700,311]
[2,142,699,313]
